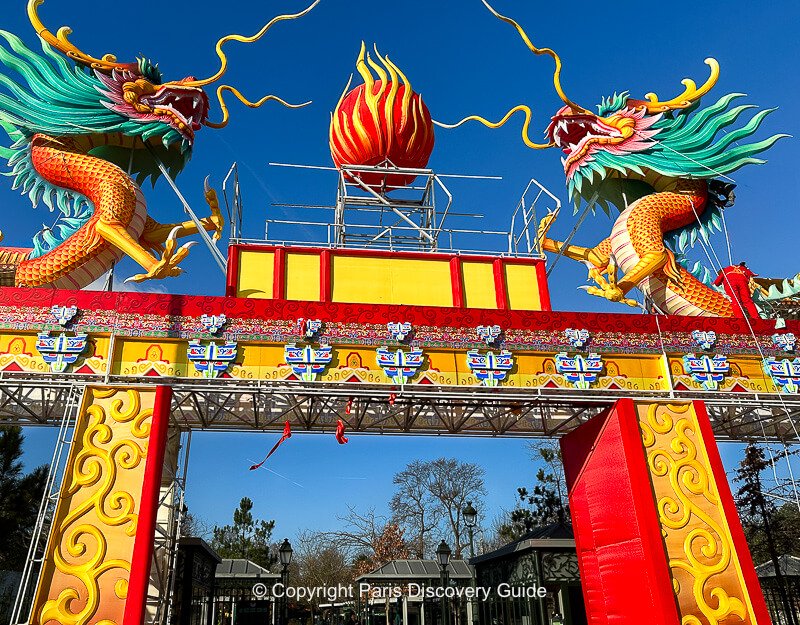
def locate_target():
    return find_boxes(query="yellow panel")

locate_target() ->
[237,250,274,299]
[669,355,773,393]
[504,264,541,310]
[113,339,187,377]
[285,253,321,302]
[637,402,762,623]
[461,261,497,309]
[31,387,158,625]
[331,256,452,306]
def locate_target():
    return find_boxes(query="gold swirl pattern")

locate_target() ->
[638,402,759,624]
[31,386,158,625]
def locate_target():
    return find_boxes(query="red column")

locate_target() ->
[123,385,173,625]
[320,249,332,303]
[273,247,286,300]
[449,257,464,308]
[561,399,679,624]
[492,259,508,310]
[560,398,772,624]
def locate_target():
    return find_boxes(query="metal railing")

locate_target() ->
[234,162,558,259]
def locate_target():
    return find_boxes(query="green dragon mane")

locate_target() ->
[0,31,190,257]
[567,92,788,288]
[570,92,788,209]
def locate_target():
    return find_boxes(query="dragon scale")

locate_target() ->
[608,178,732,317]
[4,134,148,288]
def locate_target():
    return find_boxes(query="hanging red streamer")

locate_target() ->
[249,421,292,470]
[335,419,349,445]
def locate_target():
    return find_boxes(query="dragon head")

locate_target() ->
[96,64,210,146]
[439,1,785,212]
[2,0,317,184]
[546,104,646,181]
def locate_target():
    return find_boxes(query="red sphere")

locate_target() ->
[330,79,435,189]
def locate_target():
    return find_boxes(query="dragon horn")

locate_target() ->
[192,1,320,128]
[480,0,587,114]
[183,0,320,88]
[27,0,137,72]
[628,58,720,113]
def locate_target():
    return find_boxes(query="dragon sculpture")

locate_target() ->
[439,0,788,317]
[0,0,317,289]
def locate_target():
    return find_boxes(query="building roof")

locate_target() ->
[215,559,281,579]
[356,559,473,582]
[470,523,575,565]
[179,537,221,563]
[755,555,800,578]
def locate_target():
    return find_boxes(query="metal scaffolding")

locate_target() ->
[9,384,84,625]
[0,377,799,442]
[254,163,558,258]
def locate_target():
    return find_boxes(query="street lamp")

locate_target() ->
[463,501,477,559]
[279,539,293,625]
[436,541,451,625]
[462,502,479,625]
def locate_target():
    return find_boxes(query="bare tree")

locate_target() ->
[180,507,211,540]
[427,458,486,557]
[391,458,486,558]
[390,460,441,558]
[317,506,386,561]
[294,531,354,606]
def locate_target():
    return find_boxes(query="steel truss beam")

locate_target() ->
[0,377,799,441]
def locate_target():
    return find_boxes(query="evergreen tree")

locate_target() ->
[734,443,798,625]
[500,443,570,541]
[0,426,47,571]
[211,497,276,568]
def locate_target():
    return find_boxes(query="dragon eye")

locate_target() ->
[137,57,163,84]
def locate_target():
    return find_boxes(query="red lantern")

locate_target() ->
[330,43,435,189]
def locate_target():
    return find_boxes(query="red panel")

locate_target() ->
[0,284,794,338]
[123,385,173,625]
[692,401,773,623]
[535,257,552,311]
[273,247,286,300]
[561,399,680,624]
[492,259,508,310]
[320,249,332,303]
[224,244,239,297]
[449,257,464,308]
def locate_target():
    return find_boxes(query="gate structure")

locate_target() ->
[0,2,796,623]
[0,167,798,625]
[1,218,798,624]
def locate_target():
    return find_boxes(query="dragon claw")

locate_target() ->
[125,228,196,283]
[536,211,558,252]
[203,178,224,242]
[581,257,640,308]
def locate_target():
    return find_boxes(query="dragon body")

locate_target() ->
[539,93,784,317]
[442,2,788,317]
[0,0,316,289]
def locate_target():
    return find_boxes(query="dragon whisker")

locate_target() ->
[434,105,554,150]
[185,0,320,88]
[205,85,311,130]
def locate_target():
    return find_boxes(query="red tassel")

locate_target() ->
[388,393,396,407]
[250,421,292,470]
[335,419,349,445]
[345,397,353,415]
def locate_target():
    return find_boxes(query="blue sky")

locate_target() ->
[7,0,800,546]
